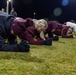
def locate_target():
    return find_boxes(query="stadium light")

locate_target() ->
[10,0,13,9]
[34,12,36,19]
[6,0,11,14]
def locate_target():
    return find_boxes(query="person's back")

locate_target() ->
[0,11,30,52]
[66,22,76,33]
[0,11,14,38]
[45,21,62,38]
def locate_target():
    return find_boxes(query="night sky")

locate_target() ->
[0,0,76,23]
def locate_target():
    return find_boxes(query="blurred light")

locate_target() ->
[34,12,36,15]
[33,12,36,19]
[8,0,11,2]
[53,7,62,16]
[61,0,69,6]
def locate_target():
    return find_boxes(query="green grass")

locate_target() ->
[0,37,76,75]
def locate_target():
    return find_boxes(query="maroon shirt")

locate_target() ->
[12,17,34,35]
[46,21,73,38]
[12,17,44,45]
[20,25,44,45]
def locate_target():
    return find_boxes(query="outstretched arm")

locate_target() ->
[0,36,30,52]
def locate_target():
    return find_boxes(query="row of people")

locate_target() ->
[45,21,75,39]
[0,11,75,52]
[0,11,51,52]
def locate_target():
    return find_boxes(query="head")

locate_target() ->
[34,19,48,32]
[11,8,14,12]
[67,27,73,34]
[1,8,5,12]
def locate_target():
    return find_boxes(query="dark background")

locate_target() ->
[0,0,76,23]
